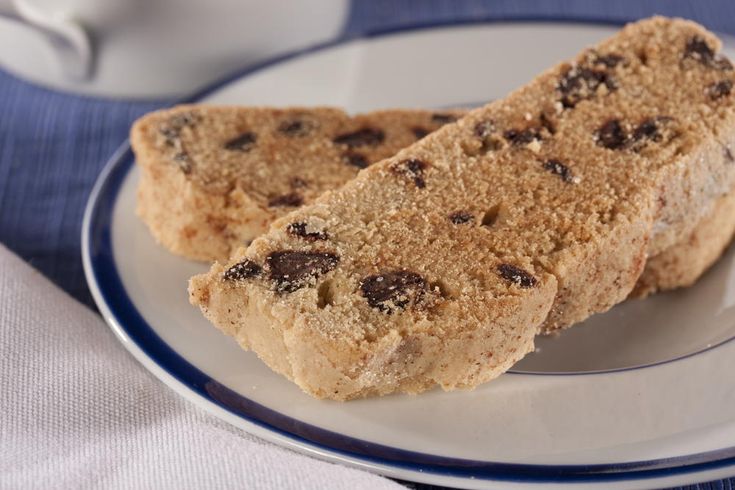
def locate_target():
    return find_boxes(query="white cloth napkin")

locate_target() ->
[0,244,401,490]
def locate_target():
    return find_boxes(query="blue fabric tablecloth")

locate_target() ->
[2,1,734,488]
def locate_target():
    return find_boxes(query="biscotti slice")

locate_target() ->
[132,102,732,295]
[190,17,735,400]
[132,106,463,261]
[131,103,733,295]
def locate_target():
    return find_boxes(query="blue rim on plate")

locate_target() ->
[82,19,735,484]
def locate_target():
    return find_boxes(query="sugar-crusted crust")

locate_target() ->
[131,106,463,261]
[191,17,735,400]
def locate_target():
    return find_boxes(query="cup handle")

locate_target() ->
[0,0,92,81]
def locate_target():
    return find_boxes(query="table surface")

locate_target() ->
[2,1,734,488]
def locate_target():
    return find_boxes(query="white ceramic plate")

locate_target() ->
[82,21,735,489]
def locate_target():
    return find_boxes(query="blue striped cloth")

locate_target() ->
[1,1,733,488]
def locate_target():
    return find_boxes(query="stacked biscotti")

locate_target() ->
[132,107,463,261]
[188,17,735,400]
[132,103,735,297]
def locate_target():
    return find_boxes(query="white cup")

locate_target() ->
[0,0,348,98]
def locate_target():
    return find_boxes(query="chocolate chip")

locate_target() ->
[360,270,428,313]
[343,152,369,169]
[594,53,624,68]
[629,116,676,151]
[543,159,574,183]
[392,159,429,188]
[333,128,385,147]
[267,251,339,293]
[684,36,716,64]
[632,119,659,142]
[708,80,733,100]
[268,193,303,207]
[223,260,262,282]
[504,128,541,146]
[449,211,474,224]
[683,36,733,71]
[558,66,615,108]
[596,119,628,150]
[431,113,458,125]
[287,222,328,241]
[278,119,315,137]
[412,127,430,140]
[474,120,495,138]
[497,264,537,288]
[224,132,257,151]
